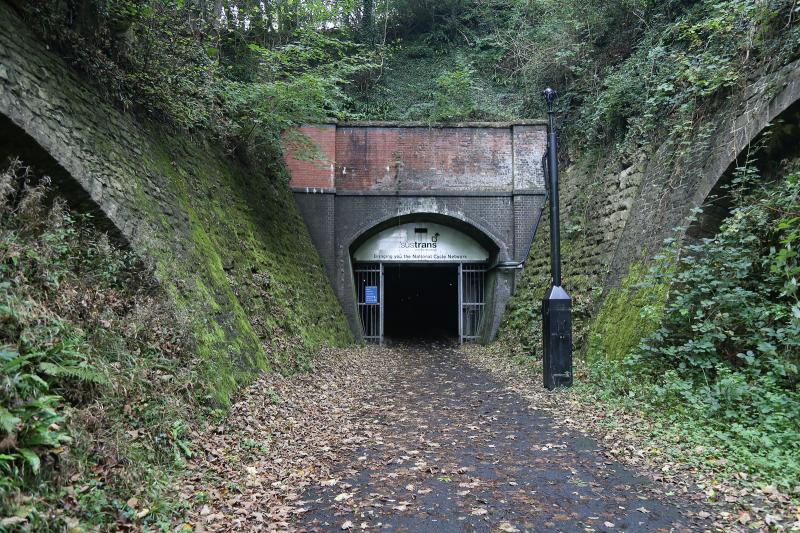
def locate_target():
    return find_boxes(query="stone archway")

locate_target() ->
[689,98,800,238]
[0,113,127,243]
[607,57,800,287]
[691,57,800,213]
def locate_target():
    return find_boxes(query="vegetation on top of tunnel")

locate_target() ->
[494,0,800,358]
[14,0,384,170]
[0,160,199,528]
[16,1,800,169]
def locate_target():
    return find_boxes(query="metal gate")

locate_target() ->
[354,262,486,344]
[353,262,383,344]
[459,263,486,343]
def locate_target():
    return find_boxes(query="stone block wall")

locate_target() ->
[609,57,800,284]
[500,56,800,353]
[0,3,352,403]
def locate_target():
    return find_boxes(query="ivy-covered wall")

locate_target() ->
[0,3,352,404]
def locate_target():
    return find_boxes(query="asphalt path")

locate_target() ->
[299,342,709,532]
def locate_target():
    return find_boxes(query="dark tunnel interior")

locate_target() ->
[383,263,459,340]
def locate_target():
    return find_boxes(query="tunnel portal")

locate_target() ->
[283,121,549,343]
[352,222,488,344]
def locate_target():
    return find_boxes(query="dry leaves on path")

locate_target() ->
[177,346,400,531]
[462,343,800,532]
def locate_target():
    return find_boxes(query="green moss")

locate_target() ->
[114,125,352,405]
[586,260,672,362]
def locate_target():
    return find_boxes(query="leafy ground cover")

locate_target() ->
[180,342,714,532]
[485,159,800,530]
[0,159,200,529]
[584,159,800,482]
[178,345,402,530]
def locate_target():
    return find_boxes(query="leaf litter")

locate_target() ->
[178,341,776,531]
[462,342,800,532]
[182,342,723,531]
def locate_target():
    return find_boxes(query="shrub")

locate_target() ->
[594,162,800,484]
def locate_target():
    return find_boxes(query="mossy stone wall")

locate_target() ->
[500,57,800,358]
[0,3,352,404]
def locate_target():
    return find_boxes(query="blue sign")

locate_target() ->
[364,286,378,304]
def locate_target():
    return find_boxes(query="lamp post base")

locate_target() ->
[542,285,573,390]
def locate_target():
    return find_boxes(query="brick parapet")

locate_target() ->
[284,125,336,189]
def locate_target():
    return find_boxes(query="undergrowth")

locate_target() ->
[588,161,800,486]
[0,159,198,529]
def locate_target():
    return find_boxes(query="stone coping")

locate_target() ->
[299,119,547,128]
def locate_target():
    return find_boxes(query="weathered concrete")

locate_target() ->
[284,123,548,342]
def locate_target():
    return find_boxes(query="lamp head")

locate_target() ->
[542,87,557,111]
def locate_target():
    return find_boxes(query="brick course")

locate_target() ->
[284,121,548,341]
[283,125,336,189]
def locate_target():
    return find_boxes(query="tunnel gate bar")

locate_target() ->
[354,261,486,344]
[354,262,383,343]
[460,263,486,342]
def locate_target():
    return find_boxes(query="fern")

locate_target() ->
[37,362,109,386]
[16,448,40,473]
[0,407,20,434]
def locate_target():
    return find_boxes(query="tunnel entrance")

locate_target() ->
[351,221,491,344]
[384,263,458,340]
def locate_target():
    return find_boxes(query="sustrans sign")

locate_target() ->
[353,222,489,263]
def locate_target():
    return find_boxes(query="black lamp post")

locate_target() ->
[541,88,573,389]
